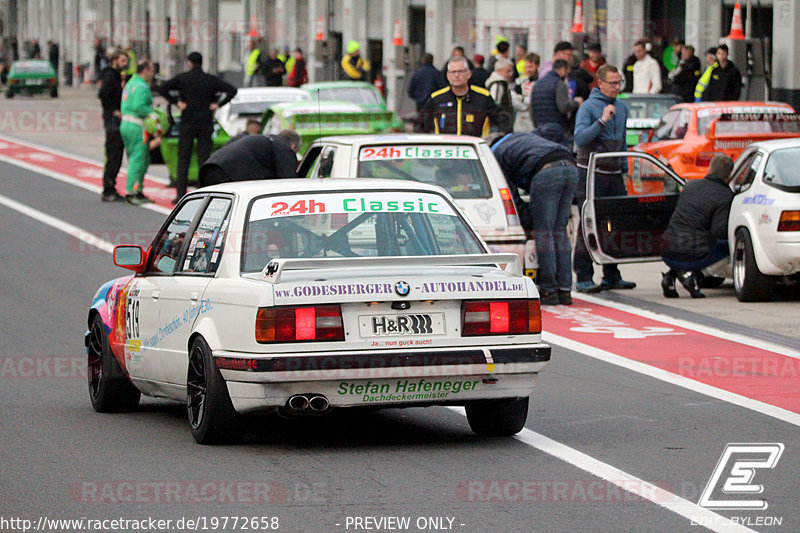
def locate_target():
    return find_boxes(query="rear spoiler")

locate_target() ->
[262,253,522,283]
[291,112,394,132]
[708,113,800,138]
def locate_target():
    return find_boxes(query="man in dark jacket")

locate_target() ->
[492,129,579,305]
[261,49,286,87]
[97,49,129,202]
[408,54,440,111]
[530,59,579,142]
[199,130,300,186]
[420,56,498,137]
[573,64,637,293]
[661,154,734,298]
[159,52,238,203]
[702,44,742,101]
[666,45,701,103]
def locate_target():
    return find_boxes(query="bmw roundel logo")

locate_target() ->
[395,281,410,297]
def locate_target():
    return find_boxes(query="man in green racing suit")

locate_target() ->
[120,60,161,204]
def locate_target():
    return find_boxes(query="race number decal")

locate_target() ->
[125,297,139,340]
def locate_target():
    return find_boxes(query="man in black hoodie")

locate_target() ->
[661,154,734,298]
[702,44,742,101]
[98,49,129,202]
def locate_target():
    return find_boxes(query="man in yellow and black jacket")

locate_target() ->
[421,56,498,137]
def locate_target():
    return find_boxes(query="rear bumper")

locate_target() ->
[217,344,550,412]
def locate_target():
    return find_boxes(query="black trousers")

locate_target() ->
[573,167,627,283]
[176,122,214,198]
[102,127,124,195]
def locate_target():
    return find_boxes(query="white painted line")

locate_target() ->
[0,153,171,216]
[572,293,800,359]
[544,331,800,428]
[0,132,170,185]
[0,193,116,254]
[447,407,753,533]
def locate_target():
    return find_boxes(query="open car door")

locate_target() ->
[581,151,685,264]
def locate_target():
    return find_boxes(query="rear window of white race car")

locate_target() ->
[241,189,485,272]
[356,145,491,199]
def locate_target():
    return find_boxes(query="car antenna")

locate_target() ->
[316,88,322,138]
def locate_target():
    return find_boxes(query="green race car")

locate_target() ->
[6,60,58,98]
[159,110,230,184]
[260,101,400,155]
[301,80,404,132]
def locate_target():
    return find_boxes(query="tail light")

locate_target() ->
[256,305,344,343]
[498,188,520,226]
[695,152,714,167]
[778,211,800,232]
[462,300,541,336]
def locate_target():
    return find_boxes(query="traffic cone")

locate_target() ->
[392,19,403,46]
[727,3,745,39]
[570,0,584,33]
[315,17,324,41]
[168,24,176,45]
[249,14,259,38]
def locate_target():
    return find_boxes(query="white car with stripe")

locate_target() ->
[87,179,550,444]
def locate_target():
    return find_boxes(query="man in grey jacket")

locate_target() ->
[573,64,636,293]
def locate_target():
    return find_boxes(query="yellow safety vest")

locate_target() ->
[125,50,136,76]
[246,49,261,76]
[694,62,718,101]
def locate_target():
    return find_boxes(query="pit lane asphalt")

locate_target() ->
[1,159,799,532]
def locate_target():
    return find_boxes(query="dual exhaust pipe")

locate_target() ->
[287,394,330,413]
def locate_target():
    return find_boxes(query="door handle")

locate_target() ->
[190,292,199,301]
[151,290,160,300]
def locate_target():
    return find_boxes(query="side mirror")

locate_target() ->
[113,245,146,273]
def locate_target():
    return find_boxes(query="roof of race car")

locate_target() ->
[196,177,451,199]
[307,133,487,146]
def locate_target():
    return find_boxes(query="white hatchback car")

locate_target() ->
[86,179,550,444]
[215,87,310,135]
[297,134,529,271]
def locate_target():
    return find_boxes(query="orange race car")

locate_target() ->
[634,101,799,180]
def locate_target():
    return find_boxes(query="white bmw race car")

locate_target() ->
[86,179,550,444]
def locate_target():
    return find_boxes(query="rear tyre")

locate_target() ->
[733,228,774,302]
[5,90,13,98]
[50,86,58,98]
[466,397,529,436]
[187,336,242,444]
[87,314,140,412]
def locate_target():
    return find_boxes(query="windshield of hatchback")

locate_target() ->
[763,148,800,188]
[14,62,51,74]
[357,145,491,199]
[242,190,484,272]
